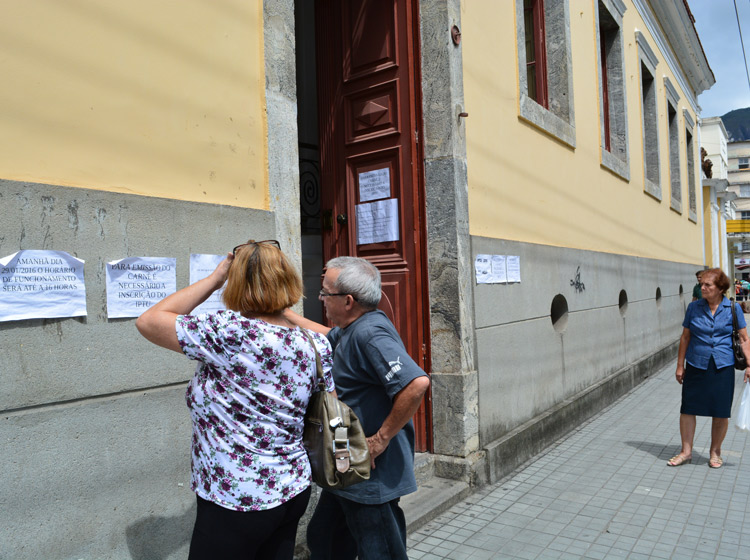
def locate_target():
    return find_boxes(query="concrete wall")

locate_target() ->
[472,236,691,448]
[0,180,275,559]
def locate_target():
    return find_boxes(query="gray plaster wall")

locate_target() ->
[472,236,693,447]
[0,180,275,559]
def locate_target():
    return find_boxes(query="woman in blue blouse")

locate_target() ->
[670,268,750,468]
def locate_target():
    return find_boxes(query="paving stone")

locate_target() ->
[408,363,750,560]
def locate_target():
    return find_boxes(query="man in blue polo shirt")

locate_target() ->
[286,256,430,560]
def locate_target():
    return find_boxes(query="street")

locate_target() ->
[408,360,750,560]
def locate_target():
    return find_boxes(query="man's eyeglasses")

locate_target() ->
[233,239,280,256]
[319,290,358,301]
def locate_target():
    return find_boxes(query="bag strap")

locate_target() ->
[731,298,740,333]
[298,328,352,473]
[299,328,325,386]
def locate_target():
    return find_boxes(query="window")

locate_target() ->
[515,0,575,147]
[596,0,629,179]
[684,110,697,222]
[665,77,680,212]
[636,32,660,200]
[740,211,750,221]
[524,0,548,107]
[740,157,749,170]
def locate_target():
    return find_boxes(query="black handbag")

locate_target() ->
[731,298,748,370]
[300,329,370,489]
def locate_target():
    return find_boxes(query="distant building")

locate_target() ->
[700,117,734,277]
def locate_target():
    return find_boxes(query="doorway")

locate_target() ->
[294,0,432,452]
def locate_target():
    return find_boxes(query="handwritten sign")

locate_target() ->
[356,198,399,245]
[106,257,176,318]
[190,254,227,315]
[358,168,391,202]
[0,250,87,322]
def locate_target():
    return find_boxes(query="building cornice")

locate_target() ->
[632,0,715,113]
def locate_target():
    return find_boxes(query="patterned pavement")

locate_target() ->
[408,360,750,560]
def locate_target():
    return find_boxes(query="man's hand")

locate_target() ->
[366,431,390,469]
[366,375,430,470]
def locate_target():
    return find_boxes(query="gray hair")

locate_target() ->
[326,256,381,309]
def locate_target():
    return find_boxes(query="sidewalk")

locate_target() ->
[407,361,750,560]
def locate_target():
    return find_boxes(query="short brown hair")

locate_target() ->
[701,268,730,293]
[222,242,302,314]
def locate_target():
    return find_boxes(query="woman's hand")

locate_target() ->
[745,368,750,383]
[675,366,685,385]
[136,252,234,353]
[208,253,234,290]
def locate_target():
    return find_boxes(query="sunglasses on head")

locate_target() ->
[232,239,280,257]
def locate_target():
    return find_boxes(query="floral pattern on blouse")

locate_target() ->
[175,310,334,511]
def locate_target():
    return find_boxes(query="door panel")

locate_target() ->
[316,0,431,451]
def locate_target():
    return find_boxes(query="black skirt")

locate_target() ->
[681,357,735,418]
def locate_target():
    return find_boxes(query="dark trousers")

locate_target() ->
[307,490,408,560]
[188,487,311,560]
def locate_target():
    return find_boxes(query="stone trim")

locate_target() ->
[664,76,680,108]
[597,0,630,181]
[419,0,479,459]
[683,109,695,130]
[635,30,659,73]
[636,31,661,200]
[665,77,681,213]
[684,110,698,222]
[515,0,576,148]
[263,0,302,268]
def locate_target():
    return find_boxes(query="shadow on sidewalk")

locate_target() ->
[624,440,707,464]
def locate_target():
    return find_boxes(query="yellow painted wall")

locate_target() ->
[461,0,703,263]
[0,0,267,209]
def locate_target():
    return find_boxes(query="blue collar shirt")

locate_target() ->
[683,296,746,370]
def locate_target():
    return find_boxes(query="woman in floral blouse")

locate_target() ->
[136,240,334,559]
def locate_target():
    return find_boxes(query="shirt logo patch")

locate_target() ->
[385,357,402,381]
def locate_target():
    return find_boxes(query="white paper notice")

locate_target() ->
[106,257,176,318]
[358,168,391,202]
[474,254,521,284]
[356,198,399,245]
[475,254,493,284]
[506,255,521,283]
[491,255,508,283]
[190,254,227,315]
[0,250,87,322]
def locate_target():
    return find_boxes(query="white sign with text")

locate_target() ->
[189,254,227,315]
[106,257,177,318]
[0,250,87,322]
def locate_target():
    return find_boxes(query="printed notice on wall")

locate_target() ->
[506,255,521,283]
[0,250,87,322]
[358,168,391,202]
[106,257,176,318]
[190,254,227,315]
[474,254,521,284]
[356,198,399,245]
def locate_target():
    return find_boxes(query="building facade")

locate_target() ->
[0,0,713,557]
[700,116,734,277]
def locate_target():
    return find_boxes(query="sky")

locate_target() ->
[690,0,750,117]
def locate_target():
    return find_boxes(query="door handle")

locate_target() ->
[336,214,348,225]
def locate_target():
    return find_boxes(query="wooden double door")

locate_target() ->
[315,0,431,451]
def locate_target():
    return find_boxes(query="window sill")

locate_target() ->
[519,94,576,148]
[644,178,662,201]
[601,150,630,181]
